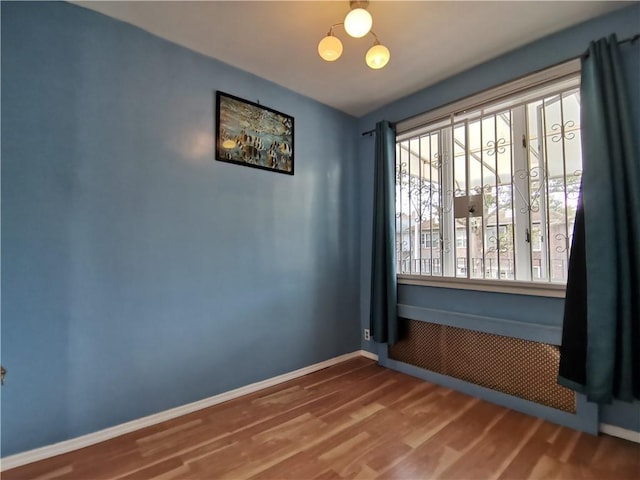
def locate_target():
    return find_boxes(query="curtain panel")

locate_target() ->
[559,35,640,403]
[370,120,398,344]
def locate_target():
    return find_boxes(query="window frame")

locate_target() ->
[395,60,581,298]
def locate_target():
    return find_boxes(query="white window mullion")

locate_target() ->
[511,106,532,282]
[418,137,423,275]
[441,124,455,277]
[536,104,550,281]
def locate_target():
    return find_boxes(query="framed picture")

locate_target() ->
[215,91,294,175]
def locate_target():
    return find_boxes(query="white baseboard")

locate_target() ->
[599,423,640,443]
[359,349,379,361]
[1,350,377,471]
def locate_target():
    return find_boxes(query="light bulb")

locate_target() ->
[344,8,372,38]
[318,34,343,61]
[366,43,390,69]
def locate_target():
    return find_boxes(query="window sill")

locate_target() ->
[397,274,566,298]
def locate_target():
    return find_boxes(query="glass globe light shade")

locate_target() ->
[366,43,390,69]
[344,8,372,38]
[318,35,343,61]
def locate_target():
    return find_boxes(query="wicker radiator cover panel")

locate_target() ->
[388,319,576,413]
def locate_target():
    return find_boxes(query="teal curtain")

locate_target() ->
[370,121,398,344]
[559,35,640,403]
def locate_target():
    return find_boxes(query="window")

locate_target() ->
[531,222,543,251]
[395,62,581,287]
[455,227,467,248]
[456,257,467,276]
[432,258,441,275]
[421,231,439,249]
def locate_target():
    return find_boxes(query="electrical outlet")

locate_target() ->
[364,329,371,341]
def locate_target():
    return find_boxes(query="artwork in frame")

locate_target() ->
[215,91,294,175]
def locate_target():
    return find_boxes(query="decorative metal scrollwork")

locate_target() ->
[430,152,443,169]
[512,166,546,214]
[486,138,507,156]
[396,161,409,184]
[555,233,573,253]
[442,189,454,214]
[487,234,509,254]
[551,120,576,143]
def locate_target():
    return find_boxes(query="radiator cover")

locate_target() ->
[388,319,576,413]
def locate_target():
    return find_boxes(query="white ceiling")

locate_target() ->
[73,1,628,117]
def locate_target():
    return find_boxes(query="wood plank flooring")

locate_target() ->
[4,358,639,479]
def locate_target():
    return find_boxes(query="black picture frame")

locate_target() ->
[215,91,294,175]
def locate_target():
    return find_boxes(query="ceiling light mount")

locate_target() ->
[317,0,390,70]
[349,1,370,9]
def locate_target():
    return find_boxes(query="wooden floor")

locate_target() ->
[4,358,639,479]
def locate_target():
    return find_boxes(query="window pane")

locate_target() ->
[454,124,466,197]
[455,219,468,277]
[396,140,411,274]
[469,216,484,278]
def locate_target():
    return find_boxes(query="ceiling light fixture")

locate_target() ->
[318,32,343,62]
[344,5,372,38]
[318,1,390,70]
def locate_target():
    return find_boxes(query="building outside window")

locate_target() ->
[420,231,439,249]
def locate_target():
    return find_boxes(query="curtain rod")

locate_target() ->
[362,124,397,137]
[581,33,639,59]
[618,32,638,44]
[360,33,639,137]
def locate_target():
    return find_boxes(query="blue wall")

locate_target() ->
[1,2,361,456]
[358,5,640,432]
[2,1,639,459]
